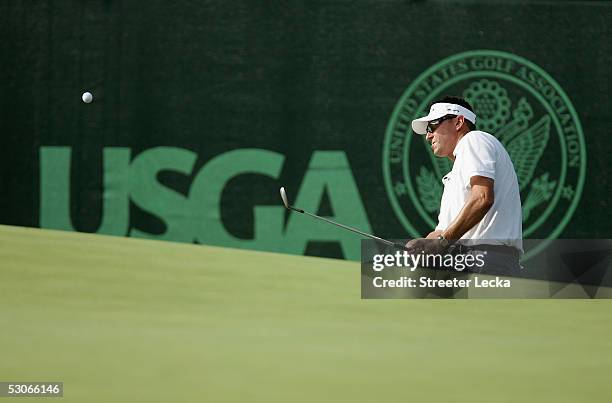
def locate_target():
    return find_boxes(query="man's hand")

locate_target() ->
[426,230,443,239]
[404,229,447,253]
[404,236,447,255]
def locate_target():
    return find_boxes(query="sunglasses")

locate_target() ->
[426,115,455,134]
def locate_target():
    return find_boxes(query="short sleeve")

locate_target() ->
[458,133,497,183]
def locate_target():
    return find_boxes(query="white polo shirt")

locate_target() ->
[436,131,523,252]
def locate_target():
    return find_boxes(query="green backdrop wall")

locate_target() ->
[1,1,610,260]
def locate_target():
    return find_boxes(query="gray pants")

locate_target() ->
[464,249,522,277]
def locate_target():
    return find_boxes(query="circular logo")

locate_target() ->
[382,50,586,259]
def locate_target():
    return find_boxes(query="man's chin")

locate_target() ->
[431,147,449,158]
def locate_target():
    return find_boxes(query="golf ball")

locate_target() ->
[82,92,93,103]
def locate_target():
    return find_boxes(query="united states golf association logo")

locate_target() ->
[382,50,586,258]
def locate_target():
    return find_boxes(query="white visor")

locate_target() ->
[411,103,477,135]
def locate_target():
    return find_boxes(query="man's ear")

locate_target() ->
[455,115,465,130]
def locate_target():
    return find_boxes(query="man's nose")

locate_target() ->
[426,132,434,142]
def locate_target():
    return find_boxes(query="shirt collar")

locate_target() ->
[452,132,472,157]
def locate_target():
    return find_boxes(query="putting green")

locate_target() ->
[1,225,610,402]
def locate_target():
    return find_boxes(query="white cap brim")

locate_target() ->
[411,103,477,135]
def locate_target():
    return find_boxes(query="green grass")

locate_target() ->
[1,224,611,402]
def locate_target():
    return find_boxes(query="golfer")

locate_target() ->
[406,96,523,275]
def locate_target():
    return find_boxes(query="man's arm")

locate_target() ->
[406,175,493,252]
[442,175,494,240]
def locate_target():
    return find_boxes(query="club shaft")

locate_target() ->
[300,210,398,247]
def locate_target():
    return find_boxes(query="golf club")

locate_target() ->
[279,187,407,250]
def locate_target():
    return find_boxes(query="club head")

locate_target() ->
[279,187,290,209]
